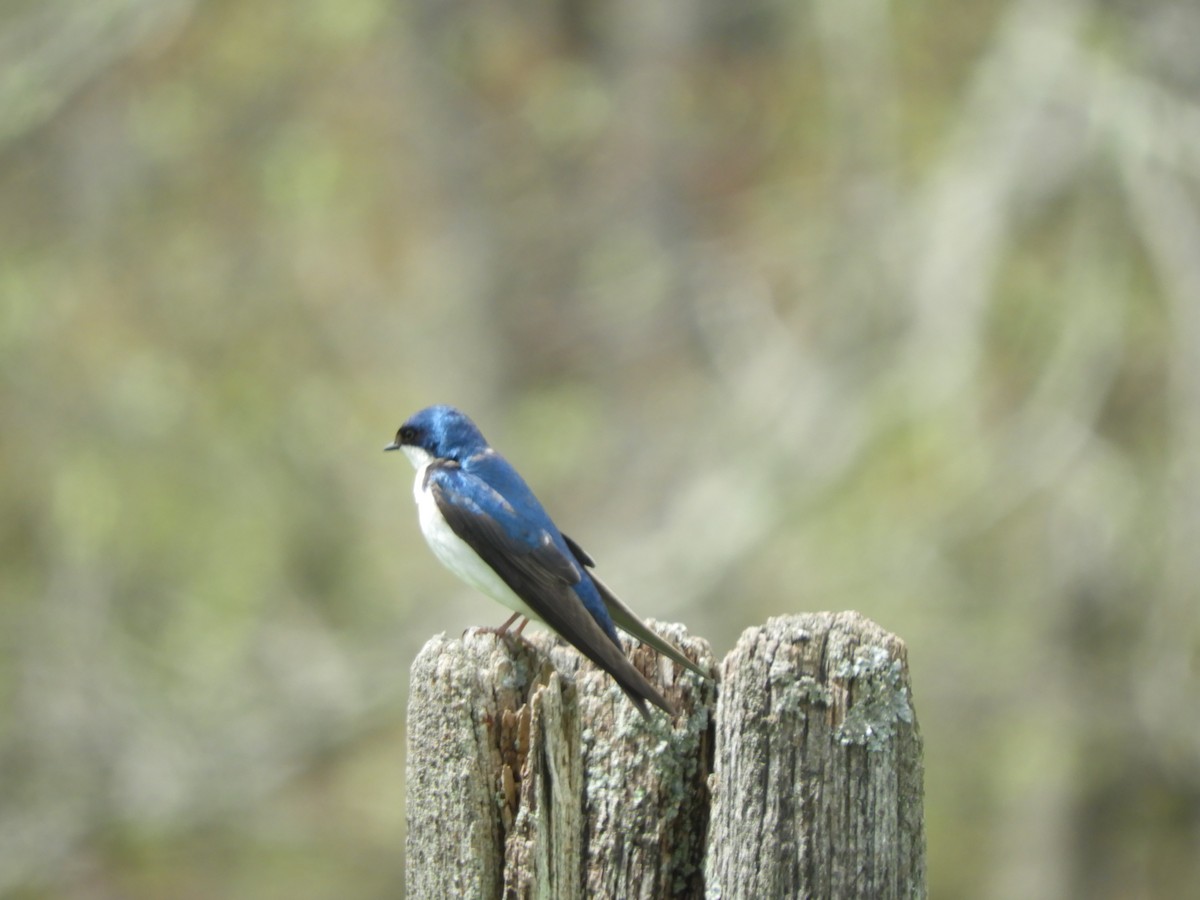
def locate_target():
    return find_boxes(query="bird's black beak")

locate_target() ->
[383,441,401,452]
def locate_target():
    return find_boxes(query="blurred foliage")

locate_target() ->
[2,0,1200,896]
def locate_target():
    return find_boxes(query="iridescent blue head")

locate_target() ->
[384,405,489,466]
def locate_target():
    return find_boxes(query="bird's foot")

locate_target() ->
[464,613,533,647]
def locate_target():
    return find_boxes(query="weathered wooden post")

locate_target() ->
[705,612,925,899]
[406,612,924,899]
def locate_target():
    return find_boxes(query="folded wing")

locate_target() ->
[427,462,676,717]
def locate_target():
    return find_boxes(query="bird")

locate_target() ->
[385,405,705,717]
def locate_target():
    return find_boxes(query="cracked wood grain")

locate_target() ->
[406,624,714,900]
[405,613,924,899]
[705,612,926,900]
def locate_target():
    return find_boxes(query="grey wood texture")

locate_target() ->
[405,612,923,899]
[705,612,925,899]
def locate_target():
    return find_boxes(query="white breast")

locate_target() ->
[410,459,542,624]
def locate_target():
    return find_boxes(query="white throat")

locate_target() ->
[401,445,434,471]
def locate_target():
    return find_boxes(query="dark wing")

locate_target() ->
[561,533,595,567]
[428,464,676,717]
[562,533,709,679]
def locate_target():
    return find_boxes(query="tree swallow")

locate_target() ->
[385,405,704,717]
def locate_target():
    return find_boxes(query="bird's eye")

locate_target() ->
[399,426,417,443]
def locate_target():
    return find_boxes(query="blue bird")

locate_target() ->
[385,405,703,717]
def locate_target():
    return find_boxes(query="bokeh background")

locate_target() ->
[3,0,1199,896]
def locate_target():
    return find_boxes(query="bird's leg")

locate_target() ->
[467,614,535,652]
[496,612,522,634]
[469,611,523,638]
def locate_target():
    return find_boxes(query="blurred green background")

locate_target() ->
[3,0,1199,896]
